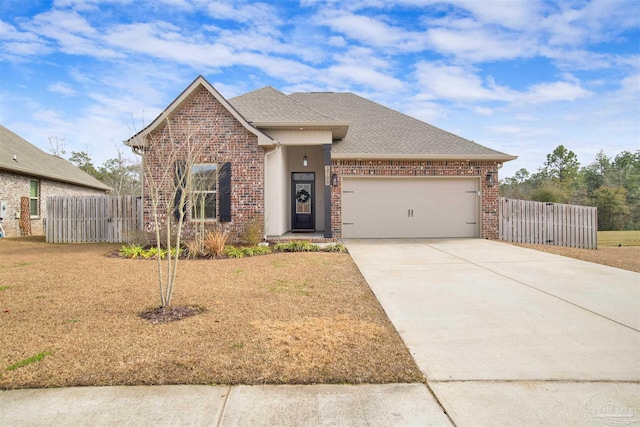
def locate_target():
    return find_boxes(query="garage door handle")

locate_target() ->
[408,209,414,218]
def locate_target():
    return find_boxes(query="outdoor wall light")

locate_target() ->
[303,146,308,167]
[331,173,338,186]
[486,171,495,187]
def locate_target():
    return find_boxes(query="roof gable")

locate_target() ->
[0,125,111,191]
[125,75,273,148]
[229,87,350,139]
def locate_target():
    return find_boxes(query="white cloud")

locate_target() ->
[104,22,234,66]
[318,10,428,51]
[203,1,283,29]
[439,0,542,31]
[414,61,591,105]
[0,20,51,58]
[487,125,524,135]
[414,62,513,101]
[24,9,123,58]
[324,64,404,91]
[473,106,493,116]
[426,26,536,62]
[521,81,591,103]
[541,0,640,46]
[48,82,77,96]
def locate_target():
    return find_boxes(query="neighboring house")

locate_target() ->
[0,125,111,237]
[126,76,516,241]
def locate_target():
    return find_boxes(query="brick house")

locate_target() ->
[126,76,516,241]
[0,125,111,237]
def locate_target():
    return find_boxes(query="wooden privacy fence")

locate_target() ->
[499,198,598,249]
[46,195,142,243]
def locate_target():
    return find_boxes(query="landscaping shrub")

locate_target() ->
[204,227,229,258]
[118,245,180,259]
[183,238,204,259]
[224,245,245,258]
[242,245,271,256]
[274,241,319,252]
[323,243,347,253]
[119,245,145,259]
[122,230,151,247]
[142,247,167,259]
[224,245,271,258]
[240,217,263,246]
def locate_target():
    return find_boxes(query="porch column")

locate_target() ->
[323,144,332,238]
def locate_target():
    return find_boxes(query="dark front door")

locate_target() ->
[292,172,314,231]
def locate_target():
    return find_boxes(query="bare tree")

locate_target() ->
[132,116,226,309]
[48,136,66,157]
[98,143,142,196]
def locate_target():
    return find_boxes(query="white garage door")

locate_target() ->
[342,177,480,238]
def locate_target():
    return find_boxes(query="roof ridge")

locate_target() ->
[284,92,340,122]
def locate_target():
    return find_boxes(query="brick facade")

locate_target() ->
[142,86,265,242]
[0,170,107,237]
[329,160,500,239]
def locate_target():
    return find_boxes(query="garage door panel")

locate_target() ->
[342,178,479,239]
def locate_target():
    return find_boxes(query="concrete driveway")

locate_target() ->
[345,239,640,426]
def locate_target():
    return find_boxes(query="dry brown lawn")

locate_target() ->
[512,243,640,273]
[0,237,423,390]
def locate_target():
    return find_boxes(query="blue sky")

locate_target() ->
[1,0,638,178]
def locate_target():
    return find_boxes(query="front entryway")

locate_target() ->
[292,172,315,231]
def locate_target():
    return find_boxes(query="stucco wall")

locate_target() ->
[0,170,107,237]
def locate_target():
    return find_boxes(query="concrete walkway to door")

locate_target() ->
[345,238,640,426]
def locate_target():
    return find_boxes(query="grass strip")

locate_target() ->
[6,351,52,371]
[598,230,640,247]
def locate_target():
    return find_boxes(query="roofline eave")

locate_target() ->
[251,121,350,140]
[330,153,518,163]
[0,165,112,192]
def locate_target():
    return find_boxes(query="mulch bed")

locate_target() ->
[140,306,205,324]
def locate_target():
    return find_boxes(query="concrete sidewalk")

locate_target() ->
[345,238,640,426]
[0,383,452,426]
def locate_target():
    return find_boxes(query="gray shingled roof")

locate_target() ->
[230,87,339,124]
[288,92,516,160]
[0,125,111,191]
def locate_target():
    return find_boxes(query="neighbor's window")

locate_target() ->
[191,163,217,220]
[29,179,40,217]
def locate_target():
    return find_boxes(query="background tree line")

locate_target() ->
[68,147,141,196]
[500,145,639,231]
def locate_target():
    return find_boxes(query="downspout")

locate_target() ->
[263,141,280,240]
